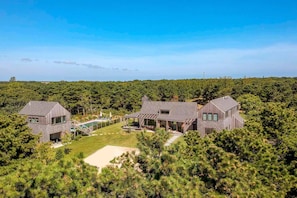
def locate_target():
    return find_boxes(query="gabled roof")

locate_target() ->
[140,101,197,122]
[210,96,238,112]
[19,101,59,116]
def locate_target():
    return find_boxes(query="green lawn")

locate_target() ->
[172,135,185,145]
[66,122,139,157]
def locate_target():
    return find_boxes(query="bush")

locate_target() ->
[64,147,72,154]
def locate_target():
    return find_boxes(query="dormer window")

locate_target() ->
[160,110,170,114]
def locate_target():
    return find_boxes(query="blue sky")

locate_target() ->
[1,0,297,81]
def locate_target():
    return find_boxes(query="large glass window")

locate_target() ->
[202,113,207,121]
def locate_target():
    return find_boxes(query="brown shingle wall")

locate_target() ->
[198,102,224,120]
[45,104,71,124]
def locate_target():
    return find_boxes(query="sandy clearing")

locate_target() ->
[84,145,139,172]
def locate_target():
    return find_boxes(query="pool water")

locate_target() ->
[82,121,99,128]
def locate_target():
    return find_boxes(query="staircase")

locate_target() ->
[77,125,92,135]
[72,123,92,136]
[183,118,196,132]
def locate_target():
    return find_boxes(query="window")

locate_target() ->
[29,117,39,123]
[52,116,67,125]
[147,119,156,126]
[160,110,170,114]
[213,113,218,121]
[62,116,66,123]
[208,113,212,121]
[56,116,62,124]
[202,113,207,121]
[203,113,216,121]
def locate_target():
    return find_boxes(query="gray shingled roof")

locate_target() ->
[19,101,59,116]
[210,96,238,112]
[140,101,197,122]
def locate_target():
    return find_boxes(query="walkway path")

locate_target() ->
[164,131,183,146]
[52,142,64,148]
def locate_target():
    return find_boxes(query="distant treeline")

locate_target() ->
[0,77,297,115]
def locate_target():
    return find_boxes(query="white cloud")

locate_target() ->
[20,58,33,62]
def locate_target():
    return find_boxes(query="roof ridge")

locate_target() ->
[20,101,62,116]
[210,100,225,112]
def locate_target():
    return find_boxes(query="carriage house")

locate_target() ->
[19,101,71,142]
[197,96,244,137]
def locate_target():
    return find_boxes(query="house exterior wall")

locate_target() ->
[198,102,243,137]
[29,122,71,142]
[235,119,244,128]
[28,121,47,141]
[44,123,71,142]
[45,104,71,125]
[24,103,71,142]
[223,116,232,129]
[198,103,225,120]
[198,102,223,136]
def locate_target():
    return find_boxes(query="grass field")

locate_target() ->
[172,135,184,144]
[66,122,139,157]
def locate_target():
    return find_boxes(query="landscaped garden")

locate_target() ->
[66,122,139,157]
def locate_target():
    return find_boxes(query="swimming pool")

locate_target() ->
[82,121,99,128]
[79,119,110,128]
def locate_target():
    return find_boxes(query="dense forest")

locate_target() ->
[1,77,297,115]
[0,77,297,197]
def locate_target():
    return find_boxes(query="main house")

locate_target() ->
[125,96,198,133]
[19,101,71,142]
[125,96,244,136]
